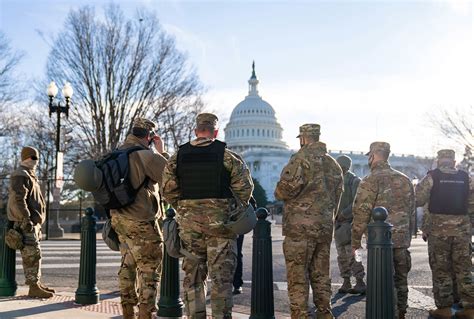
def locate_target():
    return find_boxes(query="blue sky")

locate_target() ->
[1,0,472,156]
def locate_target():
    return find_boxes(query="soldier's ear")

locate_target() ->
[213,129,219,139]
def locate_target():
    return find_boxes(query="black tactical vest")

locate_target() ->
[177,140,232,200]
[428,168,469,215]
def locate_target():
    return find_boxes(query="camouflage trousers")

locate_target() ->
[111,215,163,312]
[393,248,411,315]
[14,222,42,285]
[335,242,365,280]
[180,230,237,319]
[283,236,332,319]
[428,234,474,308]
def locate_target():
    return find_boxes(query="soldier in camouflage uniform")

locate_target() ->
[275,124,343,319]
[162,113,253,319]
[352,142,415,319]
[111,118,169,319]
[7,146,55,298]
[416,149,474,319]
[334,155,366,294]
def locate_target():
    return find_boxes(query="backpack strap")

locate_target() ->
[124,146,150,193]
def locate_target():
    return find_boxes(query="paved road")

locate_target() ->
[15,224,439,316]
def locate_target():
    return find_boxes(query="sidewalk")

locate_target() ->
[0,287,280,319]
[0,285,433,318]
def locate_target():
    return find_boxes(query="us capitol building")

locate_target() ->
[224,63,433,201]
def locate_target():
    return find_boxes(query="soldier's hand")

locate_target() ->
[22,219,34,232]
[152,135,164,154]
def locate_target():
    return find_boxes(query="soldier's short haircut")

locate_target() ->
[196,124,216,134]
[132,127,149,138]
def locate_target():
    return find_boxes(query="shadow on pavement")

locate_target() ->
[331,293,366,317]
[99,291,120,301]
[0,300,73,318]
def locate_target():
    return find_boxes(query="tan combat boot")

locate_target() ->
[138,304,151,319]
[39,282,56,293]
[350,278,366,295]
[28,283,54,298]
[338,278,352,294]
[122,304,136,319]
[456,308,474,319]
[429,307,452,319]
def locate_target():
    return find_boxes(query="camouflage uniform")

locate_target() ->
[162,113,253,319]
[110,118,168,316]
[334,156,365,285]
[275,124,343,319]
[416,149,474,311]
[352,142,415,317]
[7,147,46,287]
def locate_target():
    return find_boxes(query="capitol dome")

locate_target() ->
[224,62,288,152]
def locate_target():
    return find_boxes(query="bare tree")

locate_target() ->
[431,106,473,173]
[45,4,204,158]
[0,31,23,110]
[431,106,473,150]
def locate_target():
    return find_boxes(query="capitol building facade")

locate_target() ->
[224,63,433,202]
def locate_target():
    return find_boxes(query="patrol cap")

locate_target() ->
[365,141,391,156]
[21,146,39,161]
[196,113,219,128]
[296,124,321,138]
[437,149,455,160]
[132,117,156,131]
[336,155,352,170]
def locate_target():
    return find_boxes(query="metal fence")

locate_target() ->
[0,177,104,239]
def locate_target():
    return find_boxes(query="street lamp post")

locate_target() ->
[46,81,73,238]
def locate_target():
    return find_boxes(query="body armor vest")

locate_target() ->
[428,168,469,215]
[177,140,232,200]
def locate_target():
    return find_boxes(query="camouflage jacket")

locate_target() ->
[7,165,46,225]
[110,134,168,226]
[416,166,473,237]
[162,137,253,238]
[352,161,415,249]
[275,141,343,240]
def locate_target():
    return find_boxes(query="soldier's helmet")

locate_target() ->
[74,160,103,192]
[225,203,257,235]
[296,123,320,138]
[336,155,352,170]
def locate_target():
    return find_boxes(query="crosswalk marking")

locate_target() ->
[14,240,121,270]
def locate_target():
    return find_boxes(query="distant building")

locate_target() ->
[225,62,434,202]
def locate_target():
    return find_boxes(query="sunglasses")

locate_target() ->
[31,156,38,160]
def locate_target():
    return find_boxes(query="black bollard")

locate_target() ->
[0,206,17,297]
[75,207,100,305]
[250,208,275,319]
[366,206,395,319]
[158,208,183,318]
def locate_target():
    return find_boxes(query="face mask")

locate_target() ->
[21,159,38,170]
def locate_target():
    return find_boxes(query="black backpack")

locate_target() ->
[92,146,148,210]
